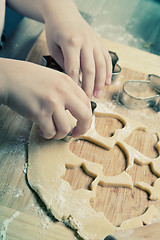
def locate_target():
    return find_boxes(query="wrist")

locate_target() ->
[41,0,78,25]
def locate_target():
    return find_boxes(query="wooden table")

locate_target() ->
[0,31,160,239]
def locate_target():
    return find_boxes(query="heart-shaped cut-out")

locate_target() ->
[69,140,126,177]
[125,130,158,159]
[95,115,124,138]
[63,164,94,191]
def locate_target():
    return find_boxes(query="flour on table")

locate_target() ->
[0,211,20,240]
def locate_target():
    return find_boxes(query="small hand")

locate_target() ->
[0,59,92,139]
[44,1,112,99]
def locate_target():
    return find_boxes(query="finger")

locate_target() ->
[103,48,112,85]
[66,97,92,138]
[80,46,95,98]
[37,115,57,139]
[72,115,92,138]
[49,43,64,70]
[62,41,81,82]
[63,73,91,106]
[52,107,71,140]
[93,48,107,98]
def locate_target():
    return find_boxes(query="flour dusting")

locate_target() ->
[0,211,20,240]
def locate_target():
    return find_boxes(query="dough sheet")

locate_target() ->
[27,104,160,240]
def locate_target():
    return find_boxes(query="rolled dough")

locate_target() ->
[27,104,160,240]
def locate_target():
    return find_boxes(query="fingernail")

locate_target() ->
[106,77,111,85]
[94,90,103,98]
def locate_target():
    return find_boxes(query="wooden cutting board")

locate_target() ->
[0,205,75,240]
[0,31,160,239]
[0,205,160,240]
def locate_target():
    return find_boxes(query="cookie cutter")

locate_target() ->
[90,101,97,114]
[104,235,117,240]
[42,55,64,72]
[42,50,121,82]
[119,74,160,111]
[109,51,121,81]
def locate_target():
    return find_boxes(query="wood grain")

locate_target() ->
[1,205,160,240]
[113,223,160,240]
[0,31,160,238]
[0,205,75,240]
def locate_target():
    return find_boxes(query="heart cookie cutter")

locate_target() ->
[119,74,160,111]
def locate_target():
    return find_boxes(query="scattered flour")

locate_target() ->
[12,189,23,198]
[0,211,20,240]
[2,185,24,199]
[40,216,51,230]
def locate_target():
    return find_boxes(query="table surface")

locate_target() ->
[0,31,160,239]
[0,1,160,238]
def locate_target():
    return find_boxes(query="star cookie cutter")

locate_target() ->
[119,74,160,111]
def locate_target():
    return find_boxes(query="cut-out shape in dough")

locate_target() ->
[27,104,160,240]
[125,130,158,158]
[70,140,127,176]
[63,165,94,191]
[119,205,159,230]
[95,115,124,138]
[135,178,160,200]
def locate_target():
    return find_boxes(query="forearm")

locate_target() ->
[0,58,9,104]
[6,0,78,24]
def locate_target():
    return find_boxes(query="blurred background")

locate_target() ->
[1,0,160,59]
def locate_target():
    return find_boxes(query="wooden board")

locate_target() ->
[0,31,160,239]
[0,205,75,240]
[1,205,160,240]
[113,222,160,240]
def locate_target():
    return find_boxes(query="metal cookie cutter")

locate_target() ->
[42,55,64,72]
[119,74,160,111]
[109,51,121,81]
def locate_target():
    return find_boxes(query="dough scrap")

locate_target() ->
[27,104,160,240]
[135,178,160,200]
[120,205,159,230]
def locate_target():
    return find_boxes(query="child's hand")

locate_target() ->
[43,0,112,99]
[6,0,112,98]
[0,58,92,139]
